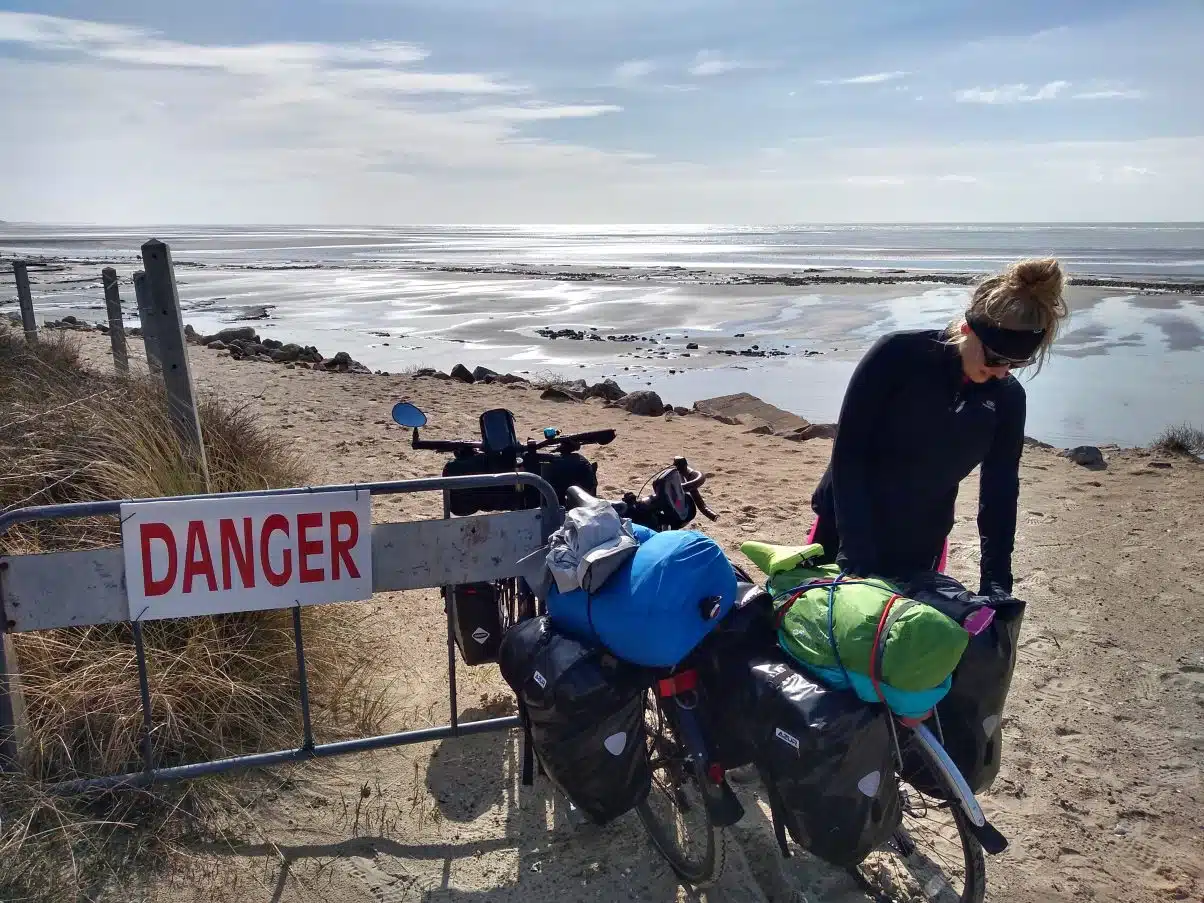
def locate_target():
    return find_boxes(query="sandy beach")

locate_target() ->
[65,329,1204,903]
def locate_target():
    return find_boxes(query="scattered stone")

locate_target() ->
[617,391,665,416]
[694,393,810,434]
[184,324,202,344]
[1024,436,1055,450]
[234,304,273,321]
[745,424,775,435]
[262,338,284,350]
[204,326,258,346]
[208,340,228,351]
[540,387,581,403]
[584,379,625,402]
[496,373,528,385]
[686,342,699,350]
[1060,446,1106,468]
[778,423,839,442]
[270,343,302,363]
[450,364,475,383]
[673,406,691,416]
[62,315,79,325]
[472,365,500,383]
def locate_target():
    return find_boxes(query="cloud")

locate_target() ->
[818,71,908,86]
[471,103,622,121]
[955,81,1069,103]
[0,11,514,93]
[614,59,656,81]
[1072,88,1145,100]
[688,50,761,77]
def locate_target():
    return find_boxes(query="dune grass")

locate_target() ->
[1152,423,1204,458]
[0,324,391,901]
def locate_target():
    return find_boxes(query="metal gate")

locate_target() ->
[0,472,561,793]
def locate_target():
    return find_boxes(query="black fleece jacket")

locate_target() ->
[810,329,1025,597]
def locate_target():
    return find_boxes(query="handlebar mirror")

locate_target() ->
[391,402,428,429]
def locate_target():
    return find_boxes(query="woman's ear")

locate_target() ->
[958,320,972,336]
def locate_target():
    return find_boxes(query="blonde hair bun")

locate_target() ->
[1006,257,1065,310]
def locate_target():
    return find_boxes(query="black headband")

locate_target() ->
[967,313,1045,361]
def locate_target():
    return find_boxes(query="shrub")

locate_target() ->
[1152,423,1204,458]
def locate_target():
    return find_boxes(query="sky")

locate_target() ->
[1,1,1202,224]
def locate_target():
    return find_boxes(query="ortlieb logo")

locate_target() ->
[603,732,627,756]
[775,727,800,750]
[471,627,490,645]
[532,671,547,689]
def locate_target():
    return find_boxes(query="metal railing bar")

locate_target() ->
[46,715,520,794]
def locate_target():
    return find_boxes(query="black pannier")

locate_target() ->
[751,660,902,868]
[499,617,652,824]
[694,583,778,770]
[447,582,503,666]
[901,573,1027,796]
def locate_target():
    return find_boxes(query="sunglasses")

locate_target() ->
[982,346,1033,369]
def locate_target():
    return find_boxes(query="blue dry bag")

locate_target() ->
[547,529,737,668]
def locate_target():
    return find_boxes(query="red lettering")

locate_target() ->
[219,517,256,590]
[297,512,324,584]
[330,510,361,580]
[261,514,292,587]
[139,522,177,597]
[182,521,218,593]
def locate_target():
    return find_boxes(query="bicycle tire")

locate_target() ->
[634,693,722,887]
[853,734,987,903]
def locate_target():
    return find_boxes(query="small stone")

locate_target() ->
[686,342,699,350]
[450,364,475,383]
[472,365,500,383]
[208,340,228,351]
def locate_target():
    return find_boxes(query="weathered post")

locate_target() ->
[0,633,21,772]
[102,267,129,374]
[13,261,37,344]
[132,270,163,377]
[140,240,210,489]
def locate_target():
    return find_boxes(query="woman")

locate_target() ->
[809,257,1070,599]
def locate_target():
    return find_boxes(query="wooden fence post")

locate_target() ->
[140,240,210,489]
[132,270,163,377]
[102,267,129,375]
[0,630,26,774]
[13,261,37,344]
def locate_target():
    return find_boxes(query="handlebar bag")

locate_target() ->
[538,452,598,507]
[441,453,538,516]
[546,529,737,668]
[498,616,652,824]
[751,658,902,868]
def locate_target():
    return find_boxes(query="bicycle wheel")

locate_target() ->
[634,691,723,887]
[852,731,987,903]
[497,577,535,631]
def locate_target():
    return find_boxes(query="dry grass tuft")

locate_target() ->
[0,324,392,900]
[1152,423,1204,458]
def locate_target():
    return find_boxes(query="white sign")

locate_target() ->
[120,490,372,620]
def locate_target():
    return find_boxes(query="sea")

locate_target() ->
[3,223,1203,449]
